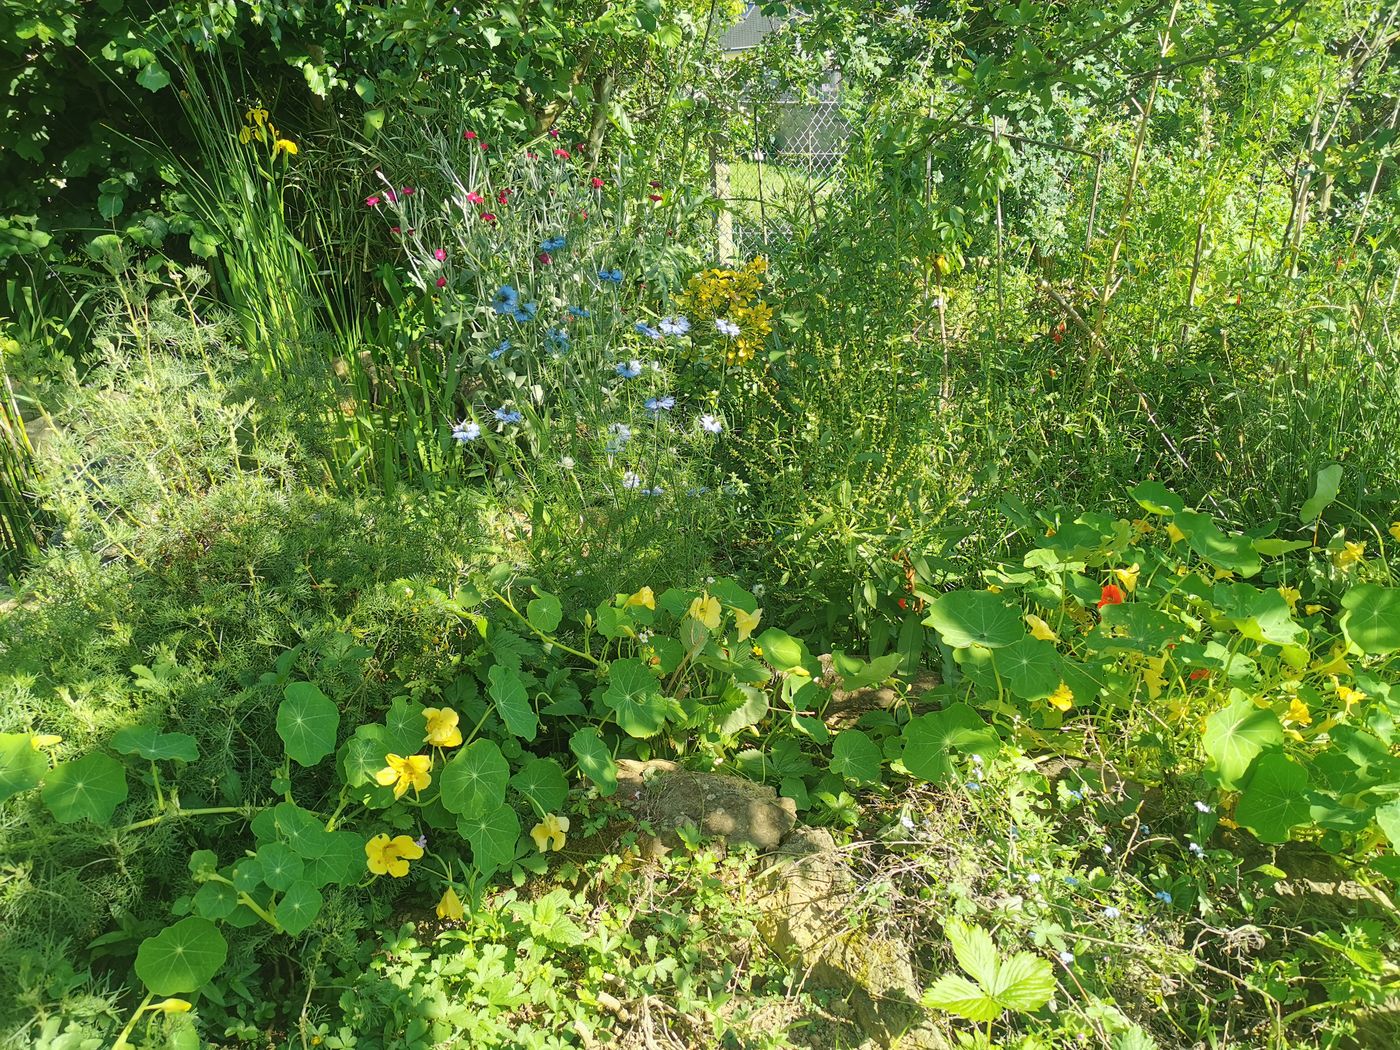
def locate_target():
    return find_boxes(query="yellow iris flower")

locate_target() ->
[365,833,424,877]
[375,753,432,798]
[422,707,463,749]
[530,812,570,852]
[273,138,298,157]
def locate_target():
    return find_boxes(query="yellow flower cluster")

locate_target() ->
[239,104,298,158]
[680,257,773,367]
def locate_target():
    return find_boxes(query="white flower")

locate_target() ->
[1058,951,1074,965]
[699,414,723,434]
[752,584,765,598]
[1026,873,1041,885]
[452,420,481,443]
[622,471,641,490]
[1103,906,1121,919]
[560,456,575,470]
[1194,800,1212,813]
[716,318,740,337]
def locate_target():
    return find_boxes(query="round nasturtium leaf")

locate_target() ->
[511,757,568,814]
[440,738,510,817]
[923,591,1023,649]
[569,728,617,796]
[1340,585,1400,655]
[135,917,228,995]
[829,730,883,785]
[274,880,323,936]
[0,733,47,803]
[273,802,332,859]
[1235,752,1311,844]
[902,704,1000,783]
[41,752,128,824]
[602,659,669,738]
[1202,693,1282,790]
[256,842,304,892]
[276,682,340,767]
[192,880,238,920]
[111,726,199,762]
[303,830,366,888]
[459,803,521,874]
[996,636,1062,700]
[526,592,563,633]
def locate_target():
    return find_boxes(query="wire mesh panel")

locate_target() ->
[713,99,849,261]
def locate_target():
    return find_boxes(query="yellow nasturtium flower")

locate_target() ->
[1047,682,1074,712]
[1390,521,1400,542]
[530,813,570,853]
[1333,678,1367,711]
[436,885,465,921]
[1333,540,1366,568]
[150,999,193,1014]
[375,753,432,798]
[1025,614,1059,643]
[625,586,655,610]
[1166,522,1186,544]
[1141,654,1167,700]
[1284,698,1312,727]
[1112,563,1140,593]
[688,593,722,631]
[422,707,463,749]
[734,606,762,642]
[1277,585,1301,610]
[365,833,424,877]
[30,734,62,750]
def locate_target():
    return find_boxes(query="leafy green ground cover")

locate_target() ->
[2,1,1400,1048]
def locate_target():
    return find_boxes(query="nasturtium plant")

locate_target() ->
[0,733,47,802]
[41,751,128,824]
[111,726,199,762]
[924,591,1023,649]
[135,918,229,996]
[277,682,340,767]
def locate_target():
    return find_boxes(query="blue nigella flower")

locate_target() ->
[599,268,623,283]
[715,317,740,337]
[1103,906,1121,919]
[490,339,511,360]
[1154,890,1173,904]
[622,470,642,490]
[644,395,675,414]
[568,306,591,319]
[658,315,690,336]
[1058,951,1074,965]
[512,301,538,323]
[494,407,523,424]
[493,285,520,314]
[1064,876,1080,887]
[616,359,642,379]
[451,420,481,443]
[636,321,661,340]
[546,328,570,353]
[540,235,567,252]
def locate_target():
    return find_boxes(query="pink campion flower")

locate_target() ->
[433,248,447,261]
[365,195,381,207]
[590,177,604,189]
[464,130,478,140]
[538,251,552,265]
[390,226,401,234]
[466,191,485,205]
[385,188,398,202]
[553,148,571,159]
[436,276,447,288]
[526,151,539,159]
[479,142,489,151]
[648,194,662,202]
[548,128,559,138]
[401,186,416,196]
[480,212,497,222]
[497,189,510,203]
[579,210,588,219]
[649,180,661,188]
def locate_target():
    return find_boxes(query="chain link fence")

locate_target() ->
[712,99,850,260]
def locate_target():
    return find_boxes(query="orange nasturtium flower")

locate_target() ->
[365,833,424,877]
[422,707,463,749]
[1096,583,1125,609]
[375,753,432,798]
